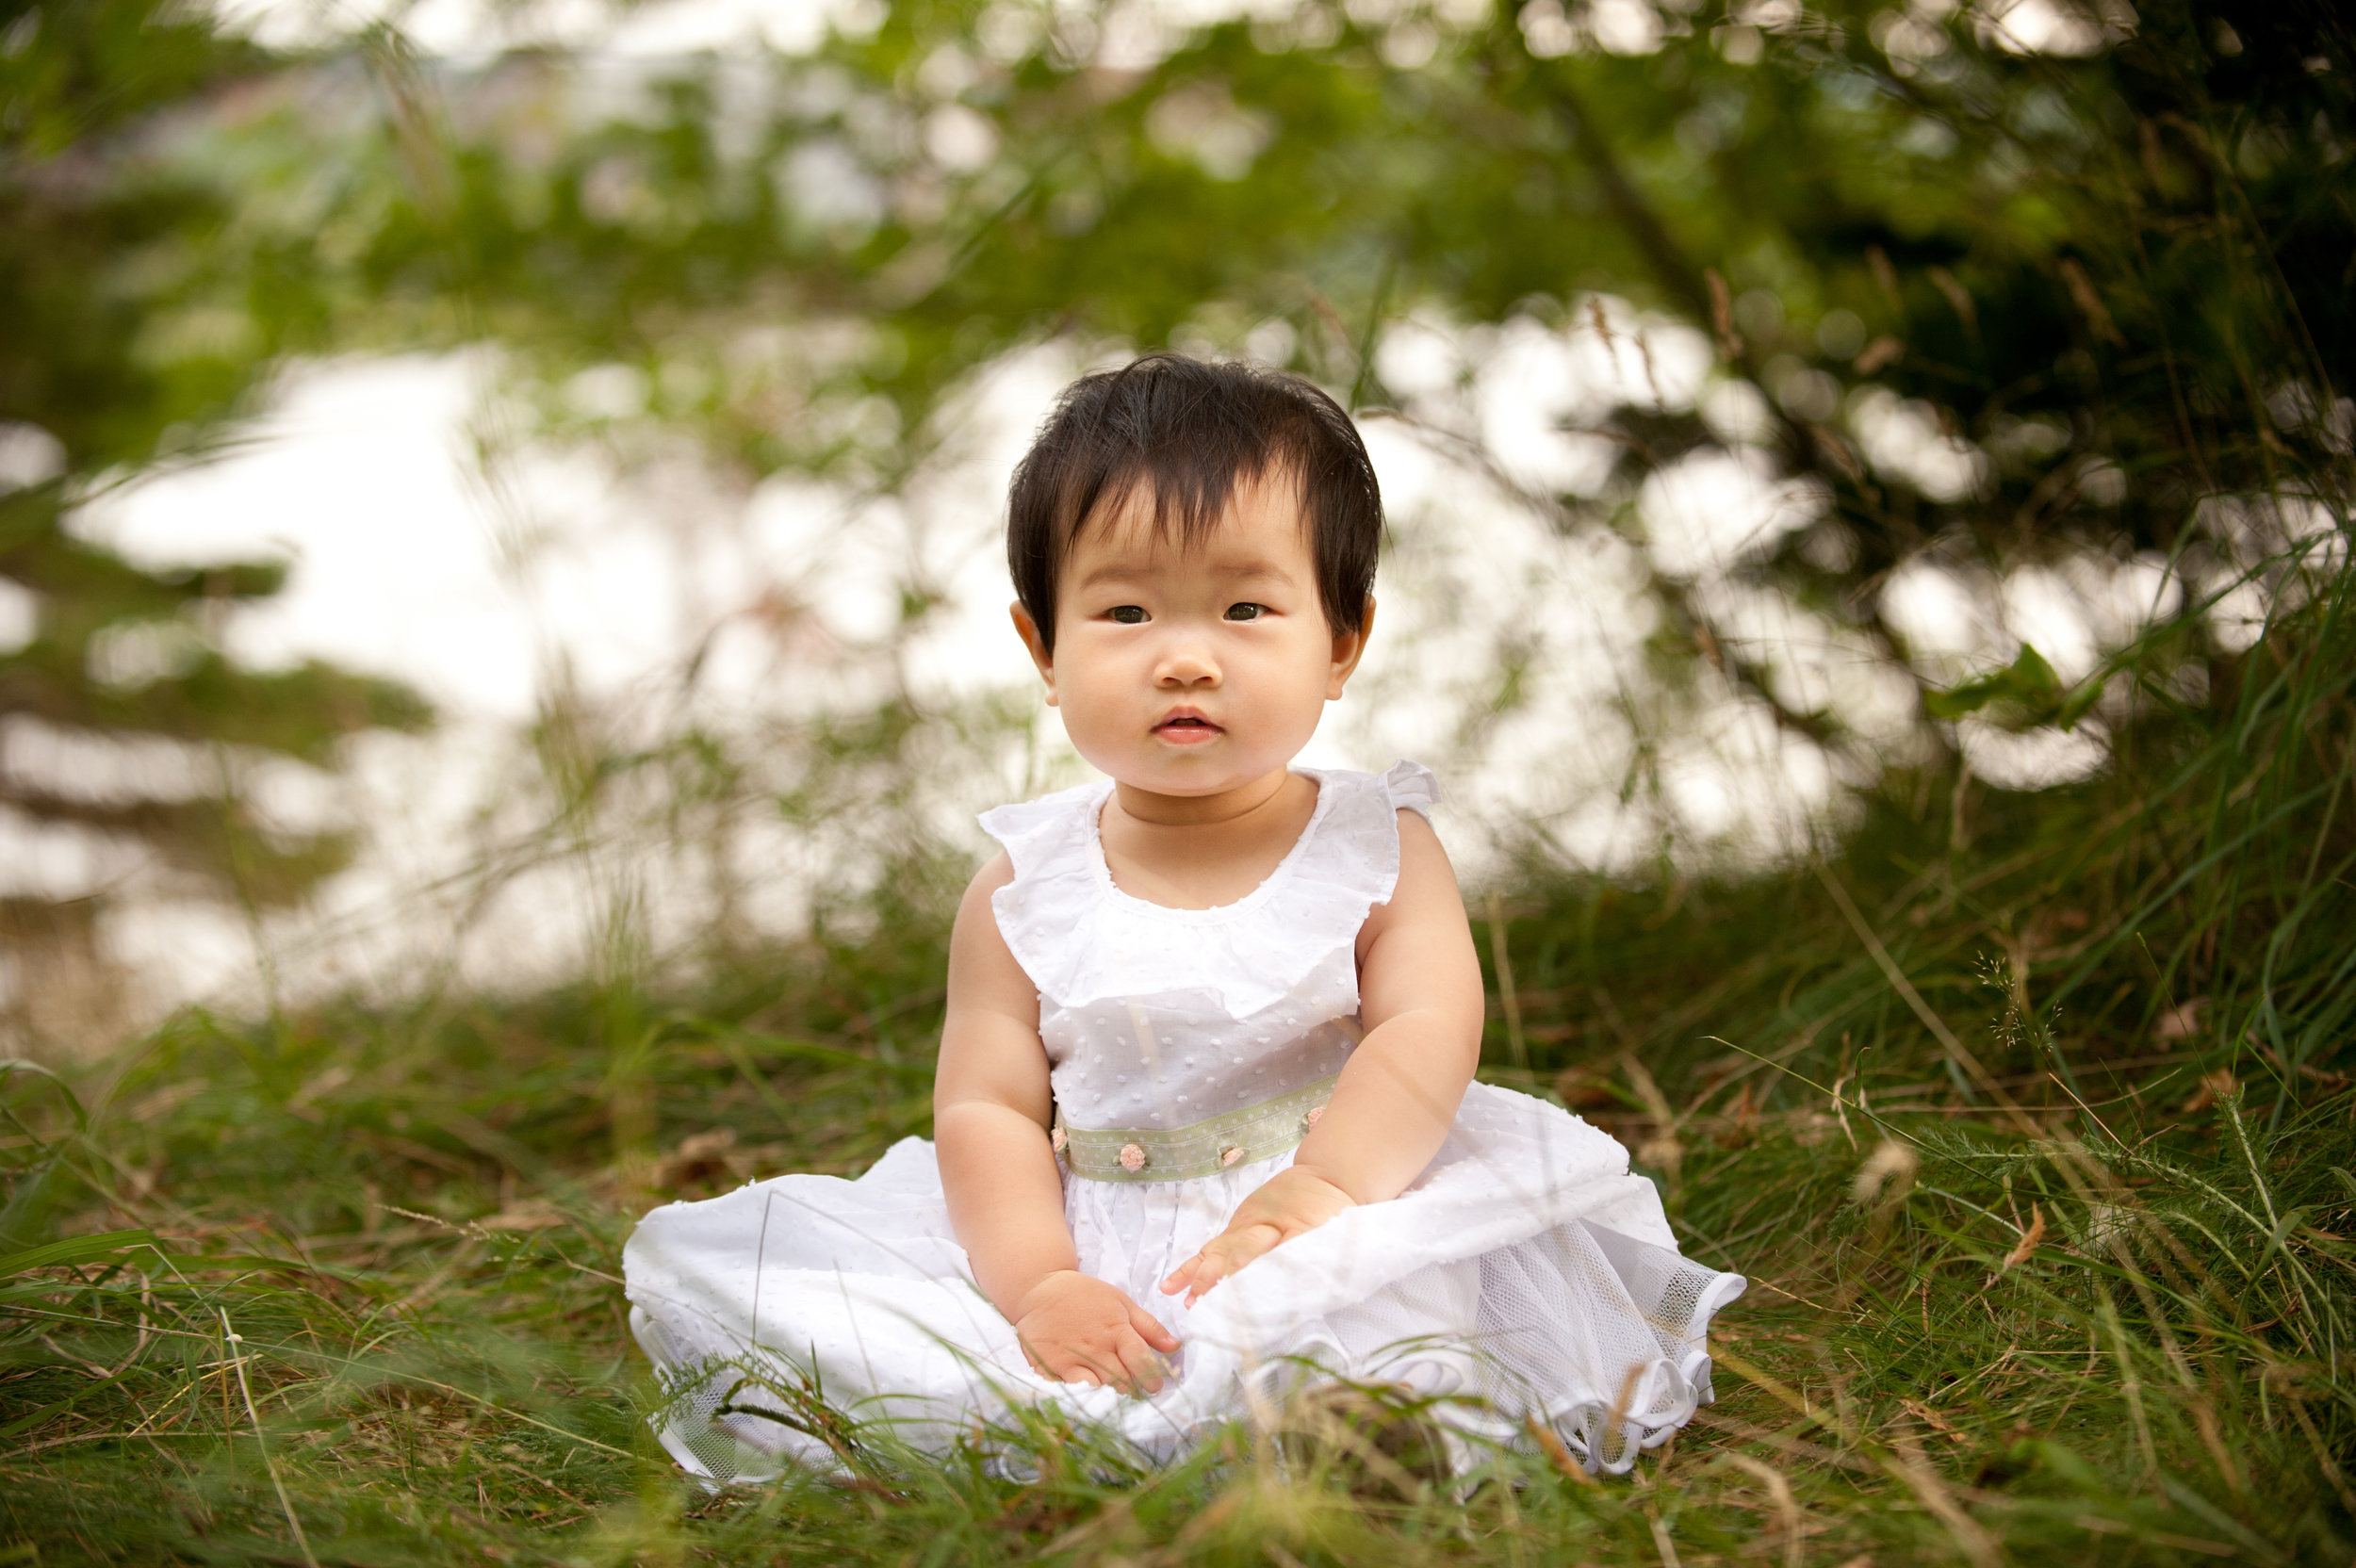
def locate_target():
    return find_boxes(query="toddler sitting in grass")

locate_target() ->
[623,353,1744,1481]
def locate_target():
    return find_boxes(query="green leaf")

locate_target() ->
[1923,645,2070,726]
[2054,670,2109,732]
[0,1162,77,1258]
[0,1059,89,1134]
[0,1228,158,1280]
[2264,1206,2308,1261]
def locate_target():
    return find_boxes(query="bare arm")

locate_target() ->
[1299,808,1486,1197]
[935,854,1178,1387]
[934,855,1069,1310]
[1163,810,1484,1302]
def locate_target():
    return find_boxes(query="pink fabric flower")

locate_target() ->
[1050,1126,1067,1153]
[1220,1145,1245,1168]
[1119,1142,1147,1171]
[1302,1105,1324,1131]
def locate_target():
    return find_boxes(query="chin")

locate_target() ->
[1137,765,1224,792]
[1119,752,1222,785]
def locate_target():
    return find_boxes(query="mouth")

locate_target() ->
[1152,709,1224,745]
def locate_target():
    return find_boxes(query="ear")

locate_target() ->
[1010,601,1057,706]
[1326,596,1375,701]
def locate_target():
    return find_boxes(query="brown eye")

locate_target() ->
[1108,605,1148,624]
[1224,603,1266,622]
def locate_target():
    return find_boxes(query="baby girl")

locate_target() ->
[623,354,1743,1481]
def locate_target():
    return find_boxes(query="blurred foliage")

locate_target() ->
[6,0,2352,981]
[3,0,2352,1554]
[215,0,2356,645]
[0,0,430,1019]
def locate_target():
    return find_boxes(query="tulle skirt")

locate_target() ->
[623,1081,1744,1482]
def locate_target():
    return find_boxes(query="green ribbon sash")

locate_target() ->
[1055,1074,1339,1184]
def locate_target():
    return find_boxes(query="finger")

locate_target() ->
[1186,1226,1280,1303]
[1182,1250,1230,1306]
[1034,1340,1109,1389]
[1186,1238,1260,1303]
[1115,1329,1167,1395]
[1127,1299,1181,1353]
[1075,1341,1136,1393]
[1158,1255,1202,1297]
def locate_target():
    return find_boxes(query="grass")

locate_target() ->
[3,569,2353,1567]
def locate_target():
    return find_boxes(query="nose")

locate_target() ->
[1153,633,1220,690]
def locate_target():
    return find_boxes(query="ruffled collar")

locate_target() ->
[1072,771,1340,927]
[978,761,1436,1017]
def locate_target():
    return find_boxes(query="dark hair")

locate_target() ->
[1006,354,1383,655]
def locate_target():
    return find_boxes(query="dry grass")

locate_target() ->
[3,577,2352,1566]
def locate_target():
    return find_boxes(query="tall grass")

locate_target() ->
[3,563,2352,1564]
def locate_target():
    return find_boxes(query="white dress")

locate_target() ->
[623,762,1744,1482]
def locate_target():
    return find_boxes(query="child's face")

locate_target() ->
[1013,472,1370,800]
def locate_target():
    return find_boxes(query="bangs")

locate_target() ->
[1047,447,1306,561]
[1007,354,1382,654]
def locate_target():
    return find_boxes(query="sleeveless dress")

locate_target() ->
[623,762,1744,1482]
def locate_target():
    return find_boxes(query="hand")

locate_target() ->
[1159,1167,1356,1306]
[1010,1270,1181,1394]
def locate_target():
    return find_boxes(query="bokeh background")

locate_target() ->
[7,0,2344,1056]
[6,2,2355,1559]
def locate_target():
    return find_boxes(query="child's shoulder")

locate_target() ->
[1297,760,1441,835]
[969,778,1104,935]
[976,777,1105,846]
[1362,759,1439,820]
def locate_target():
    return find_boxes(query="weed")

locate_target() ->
[4,573,2353,1563]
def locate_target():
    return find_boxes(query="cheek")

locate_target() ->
[1051,641,1135,709]
[1248,632,1344,708]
